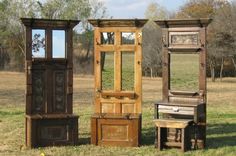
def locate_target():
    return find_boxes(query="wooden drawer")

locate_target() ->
[25,114,78,148]
[158,105,194,115]
[155,102,205,123]
[91,113,141,147]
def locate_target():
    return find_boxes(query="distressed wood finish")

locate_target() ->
[89,19,147,147]
[21,18,80,148]
[154,19,212,151]
[91,113,141,147]
[25,115,78,148]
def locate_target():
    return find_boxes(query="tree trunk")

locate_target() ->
[150,67,153,78]
[220,57,224,82]
[210,60,215,82]
[85,39,91,59]
[231,57,236,76]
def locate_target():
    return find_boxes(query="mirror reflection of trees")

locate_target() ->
[101,32,114,44]
[121,32,135,44]
[32,30,45,58]
[101,32,114,71]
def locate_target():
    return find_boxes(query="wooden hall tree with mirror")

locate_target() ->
[88,19,148,147]
[154,19,212,152]
[21,18,80,148]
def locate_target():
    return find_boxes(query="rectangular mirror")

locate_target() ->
[101,52,114,90]
[121,32,135,44]
[101,32,114,44]
[32,29,45,58]
[122,51,134,91]
[52,30,66,58]
[170,53,199,91]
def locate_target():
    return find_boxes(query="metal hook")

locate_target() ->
[162,36,167,47]
[200,39,205,47]
[96,38,100,45]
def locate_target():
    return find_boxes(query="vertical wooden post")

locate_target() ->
[162,28,169,102]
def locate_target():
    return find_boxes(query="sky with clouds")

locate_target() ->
[98,0,188,18]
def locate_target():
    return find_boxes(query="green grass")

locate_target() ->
[102,52,135,91]
[171,54,199,91]
[0,52,236,156]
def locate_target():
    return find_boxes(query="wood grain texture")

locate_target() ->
[154,19,211,151]
[22,18,79,148]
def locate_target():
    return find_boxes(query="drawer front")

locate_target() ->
[158,105,194,115]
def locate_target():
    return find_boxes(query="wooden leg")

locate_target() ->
[186,126,191,150]
[158,127,162,150]
[181,128,186,152]
[155,127,158,148]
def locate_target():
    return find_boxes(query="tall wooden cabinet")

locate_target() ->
[154,19,212,151]
[21,18,80,148]
[88,19,147,146]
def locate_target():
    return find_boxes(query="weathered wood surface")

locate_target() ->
[154,19,211,151]
[25,115,78,148]
[22,18,79,148]
[89,19,147,147]
[91,114,141,147]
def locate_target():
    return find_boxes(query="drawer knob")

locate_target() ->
[173,107,179,112]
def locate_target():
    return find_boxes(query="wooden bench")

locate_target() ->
[154,119,193,152]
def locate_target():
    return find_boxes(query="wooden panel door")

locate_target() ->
[94,27,143,114]
[26,28,73,115]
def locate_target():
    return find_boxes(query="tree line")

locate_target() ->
[0,0,236,81]
[0,0,106,73]
[143,0,236,81]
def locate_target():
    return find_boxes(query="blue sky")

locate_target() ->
[98,0,188,18]
[32,29,66,58]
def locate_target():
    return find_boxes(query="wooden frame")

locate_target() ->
[89,19,147,146]
[154,19,212,151]
[21,18,80,148]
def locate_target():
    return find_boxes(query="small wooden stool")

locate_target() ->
[154,119,193,152]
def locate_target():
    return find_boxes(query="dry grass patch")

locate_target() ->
[0,72,236,156]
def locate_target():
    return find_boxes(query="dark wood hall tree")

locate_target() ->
[21,18,80,148]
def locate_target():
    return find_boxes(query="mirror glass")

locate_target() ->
[101,52,114,90]
[32,29,45,58]
[101,32,114,44]
[170,53,199,91]
[122,51,135,90]
[121,32,135,44]
[52,30,66,58]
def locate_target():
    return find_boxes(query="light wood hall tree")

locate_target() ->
[88,19,148,147]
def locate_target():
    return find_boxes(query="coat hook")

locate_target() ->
[96,38,100,45]
[200,39,205,47]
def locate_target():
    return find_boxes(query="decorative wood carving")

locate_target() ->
[154,18,212,151]
[22,18,80,148]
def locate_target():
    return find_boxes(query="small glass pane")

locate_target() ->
[171,54,199,91]
[32,29,45,58]
[101,52,114,90]
[122,52,134,90]
[121,32,135,44]
[53,30,65,58]
[101,32,114,44]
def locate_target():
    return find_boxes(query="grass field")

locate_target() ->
[0,71,236,156]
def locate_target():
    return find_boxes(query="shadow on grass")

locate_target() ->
[79,137,90,145]
[207,123,236,149]
[141,126,155,146]
[79,131,90,145]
